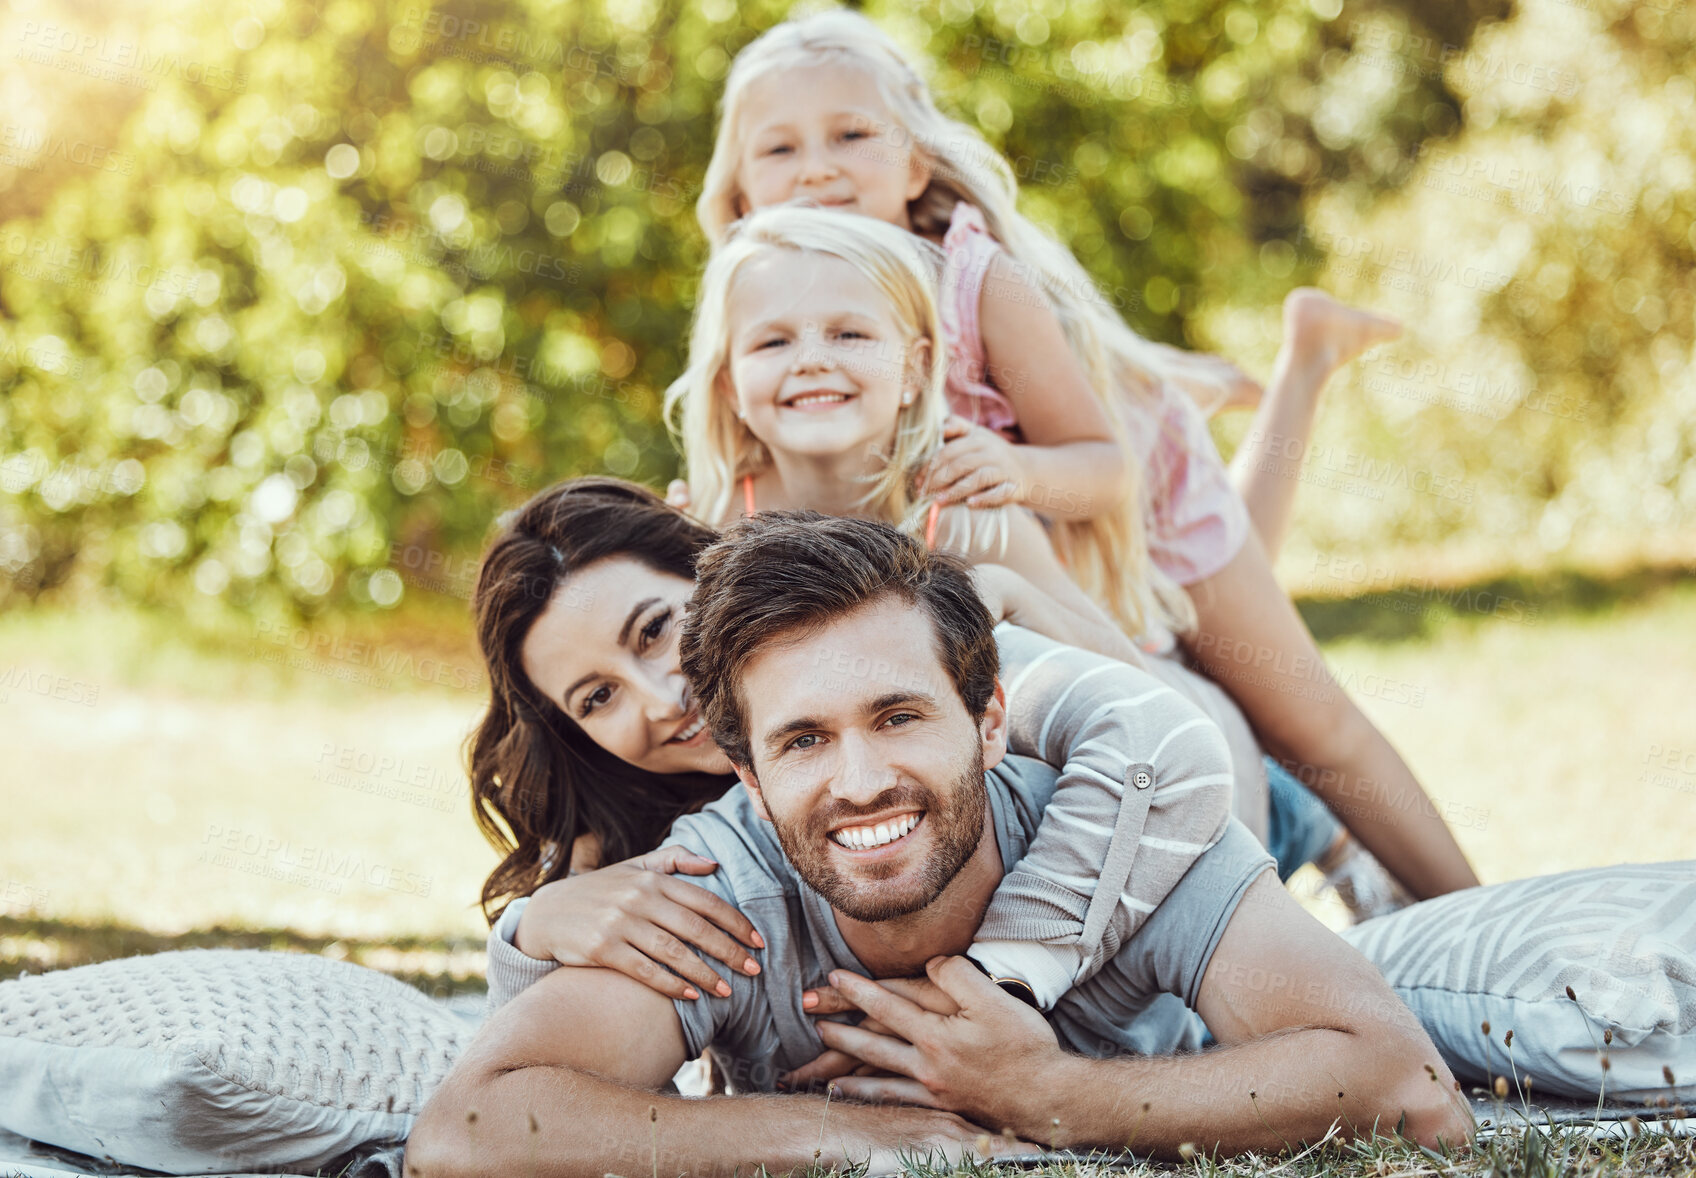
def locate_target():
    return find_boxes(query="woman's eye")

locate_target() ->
[839,330,869,341]
[757,337,787,350]
[842,129,868,141]
[578,684,613,718]
[640,609,672,649]
[765,144,791,156]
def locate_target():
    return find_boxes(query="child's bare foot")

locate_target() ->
[1282,287,1402,379]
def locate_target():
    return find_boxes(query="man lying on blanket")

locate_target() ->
[407,515,1474,1176]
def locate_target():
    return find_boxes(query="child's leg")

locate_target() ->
[1226,289,1401,563]
[1264,753,1414,922]
[1179,529,1480,902]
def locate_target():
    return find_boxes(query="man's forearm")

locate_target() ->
[1026,1026,1467,1156]
[407,1062,958,1178]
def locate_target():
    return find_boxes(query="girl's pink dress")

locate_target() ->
[937,199,1251,591]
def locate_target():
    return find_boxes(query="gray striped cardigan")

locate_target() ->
[970,622,1234,1007]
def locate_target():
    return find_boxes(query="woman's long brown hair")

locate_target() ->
[467,476,731,924]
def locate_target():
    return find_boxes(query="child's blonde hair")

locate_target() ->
[695,8,1198,640]
[664,203,978,545]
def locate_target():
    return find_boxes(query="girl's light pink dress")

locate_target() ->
[936,199,1251,591]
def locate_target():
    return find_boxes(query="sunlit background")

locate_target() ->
[2,0,1693,988]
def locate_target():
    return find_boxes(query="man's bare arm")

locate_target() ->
[404,964,1028,1178]
[1035,873,1474,1155]
[821,875,1473,1158]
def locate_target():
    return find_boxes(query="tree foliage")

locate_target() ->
[0,0,1684,618]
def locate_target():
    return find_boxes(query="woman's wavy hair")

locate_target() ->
[694,8,1198,640]
[466,476,729,924]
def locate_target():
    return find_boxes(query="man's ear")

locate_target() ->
[734,761,773,823]
[978,677,1009,773]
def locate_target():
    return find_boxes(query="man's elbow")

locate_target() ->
[1378,1051,1475,1153]
[403,1071,490,1178]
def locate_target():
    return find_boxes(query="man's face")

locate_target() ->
[733,594,1006,923]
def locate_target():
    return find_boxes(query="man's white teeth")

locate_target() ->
[671,714,706,743]
[831,812,920,850]
[787,392,849,408]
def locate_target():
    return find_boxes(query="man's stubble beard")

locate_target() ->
[769,740,989,923]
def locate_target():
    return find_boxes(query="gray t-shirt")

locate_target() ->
[657,754,1274,1093]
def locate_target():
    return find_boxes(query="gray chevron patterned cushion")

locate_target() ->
[1341,860,1696,1102]
[0,948,471,1173]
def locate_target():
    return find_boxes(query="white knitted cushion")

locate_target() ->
[1341,860,1696,1102]
[0,949,471,1173]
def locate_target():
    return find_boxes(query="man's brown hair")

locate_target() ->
[680,511,1000,770]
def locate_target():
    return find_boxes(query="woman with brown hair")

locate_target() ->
[466,475,769,1003]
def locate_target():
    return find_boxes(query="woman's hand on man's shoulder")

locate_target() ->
[514,844,767,1003]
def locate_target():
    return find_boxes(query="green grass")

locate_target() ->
[823,1122,1696,1176]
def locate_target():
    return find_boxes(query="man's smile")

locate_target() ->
[828,810,924,853]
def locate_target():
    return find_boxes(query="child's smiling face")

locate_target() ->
[724,247,928,462]
[734,61,932,230]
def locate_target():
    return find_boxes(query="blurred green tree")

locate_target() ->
[5,0,1678,621]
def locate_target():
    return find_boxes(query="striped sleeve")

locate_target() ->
[483,896,560,1017]
[972,623,1235,1009]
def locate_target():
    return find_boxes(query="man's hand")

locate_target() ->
[781,975,963,1088]
[806,956,1065,1139]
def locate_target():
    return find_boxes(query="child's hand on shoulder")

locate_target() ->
[918,415,1025,509]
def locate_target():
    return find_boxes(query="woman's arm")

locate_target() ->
[1180,529,1481,899]
[972,625,1235,1007]
[486,846,768,1012]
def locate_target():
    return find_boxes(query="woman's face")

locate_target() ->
[521,556,735,778]
[734,61,931,229]
[724,247,927,463]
